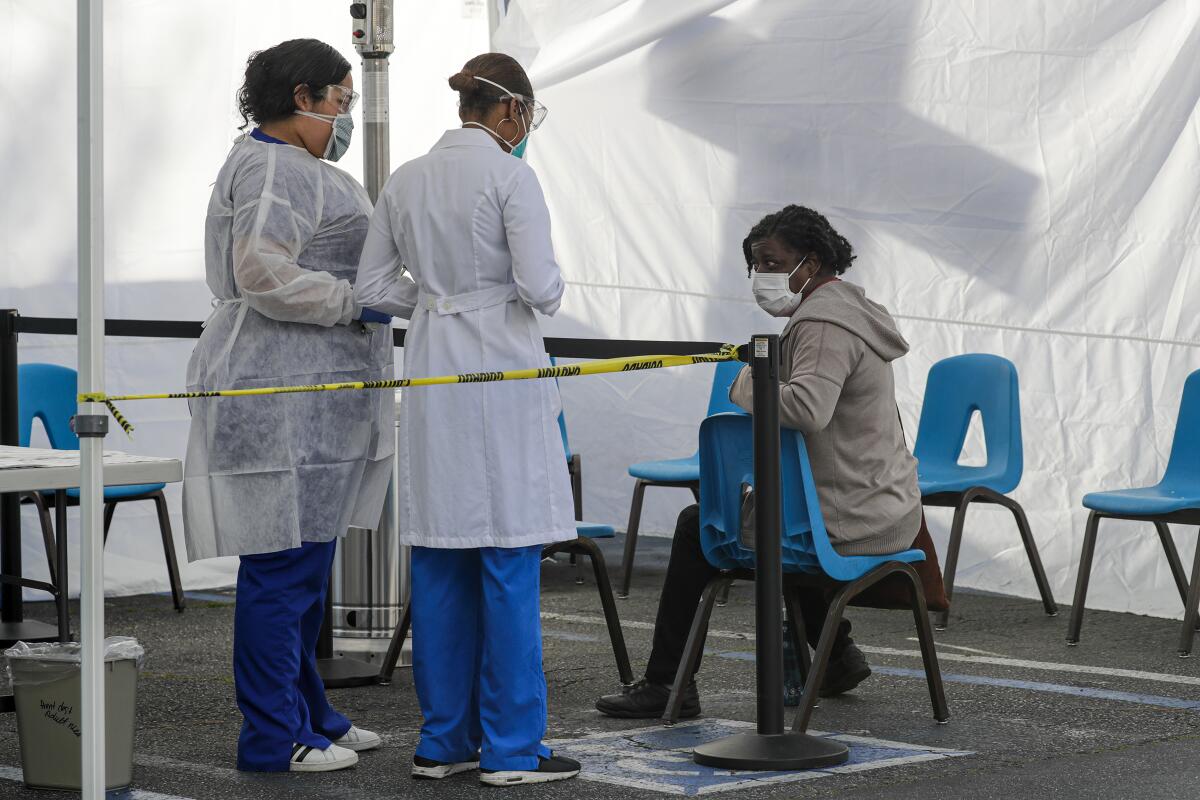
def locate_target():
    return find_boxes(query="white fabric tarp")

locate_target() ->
[1,0,1197,622]
[495,0,1200,620]
[0,0,488,599]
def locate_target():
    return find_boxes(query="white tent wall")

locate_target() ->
[0,0,488,599]
[496,0,1200,619]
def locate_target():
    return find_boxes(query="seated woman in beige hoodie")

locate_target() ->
[596,204,923,720]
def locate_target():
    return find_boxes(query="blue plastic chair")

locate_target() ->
[659,413,947,727]
[618,359,748,597]
[1067,369,1200,656]
[913,354,1056,629]
[17,363,185,611]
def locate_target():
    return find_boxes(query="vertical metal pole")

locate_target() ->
[77,0,108,796]
[361,56,390,203]
[750,334,783,735]
[0,310,21,623]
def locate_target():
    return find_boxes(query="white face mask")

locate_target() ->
[751,258,812,317]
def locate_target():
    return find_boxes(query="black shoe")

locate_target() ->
[595,678,701,719]
[819,643,871,697]
[411,753,481,780]
[480,754,581,786]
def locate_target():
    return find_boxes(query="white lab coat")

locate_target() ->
[355,127,575,549]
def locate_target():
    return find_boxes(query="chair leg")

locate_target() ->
[27,493,58,587]
[574,537,634,685]
[902,563,950,722]
[1155,522,1190,607]
[619,479,648,598]
[662,576,731,726]
[936,493,973,630]
[54,490,70,642]
[150,493,186,612]
[791,586,855,732]
[1178,529,1200,658]
[569,454,583,521]
[1067,511,1102,645]
[1000,494,1058,617]
[102,502,116,544]
[715,582,731,607]
[782,587,811,687]
[379,591,412,684]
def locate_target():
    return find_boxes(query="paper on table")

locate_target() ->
[0,446,175,471]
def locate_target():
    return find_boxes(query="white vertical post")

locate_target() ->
[77,0,107,797]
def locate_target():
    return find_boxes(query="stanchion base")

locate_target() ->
[693,732,849,771]
[317,655,380,689]
[0,620,62,647]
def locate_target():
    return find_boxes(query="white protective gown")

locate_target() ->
[183,134,395,561]
[355,127,575,549]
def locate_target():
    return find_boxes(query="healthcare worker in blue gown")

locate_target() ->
[354,53,581,787]
[183,39,393,774]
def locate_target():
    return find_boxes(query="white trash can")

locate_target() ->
[4,637,143,791]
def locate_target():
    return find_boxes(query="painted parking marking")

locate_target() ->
[873,666,1200,711]
[0,766,196,800]
[543,612,1200,688]
[548,719,970,796]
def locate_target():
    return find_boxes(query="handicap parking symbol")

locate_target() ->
[548,719,971,795]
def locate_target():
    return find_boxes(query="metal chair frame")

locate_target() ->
[662,564,948,729]
[377,531,634,685]
[923,488,1057,630]
[1067,508,1200,657]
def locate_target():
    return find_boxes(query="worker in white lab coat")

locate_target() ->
[354,53,579,787]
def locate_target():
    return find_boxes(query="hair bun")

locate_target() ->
[448,70,476,92]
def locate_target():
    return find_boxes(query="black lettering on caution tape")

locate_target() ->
[622,360,663,372]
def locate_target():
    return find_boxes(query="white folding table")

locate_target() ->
[0,445,182,714]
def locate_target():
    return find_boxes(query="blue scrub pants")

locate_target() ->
[411,545,551,772]
[233,540,352,771]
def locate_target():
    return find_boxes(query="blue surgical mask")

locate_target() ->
[295,110,354,162]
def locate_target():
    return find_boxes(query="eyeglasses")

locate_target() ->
[324,84,360,114]
[509,93,548,131]
[472,75,548,130]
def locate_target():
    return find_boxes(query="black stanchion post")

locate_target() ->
[1,310,22,623]
[693,334,849,770]
[0,309,62,646]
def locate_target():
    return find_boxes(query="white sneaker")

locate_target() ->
[412,754,481,780]
[335,725,382,752]
[289,742,359,772]
[479,754,581,786]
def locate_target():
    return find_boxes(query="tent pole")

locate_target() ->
[77,0,108,796]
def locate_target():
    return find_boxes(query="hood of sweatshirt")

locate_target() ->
[782,280,909,362]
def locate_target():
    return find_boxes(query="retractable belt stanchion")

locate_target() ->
[692,334,850,770]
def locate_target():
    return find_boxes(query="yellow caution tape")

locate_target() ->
[80,344,743,437]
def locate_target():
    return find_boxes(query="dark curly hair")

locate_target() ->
[449,52,533,117]
[742,205,856,276]
[237,39,350,129]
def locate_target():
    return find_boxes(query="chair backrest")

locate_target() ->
[912,354,1023,493]
[706,359,748,417]
[1162,368,1200,488]
[699,414,922,581]
[17,363,80,450]
[697,413,820,574]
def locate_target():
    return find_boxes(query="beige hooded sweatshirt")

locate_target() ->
[730,279,922,556]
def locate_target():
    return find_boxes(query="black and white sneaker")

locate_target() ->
[289,742,359,772]
[479,754,581,786]
[411,754,480,780]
